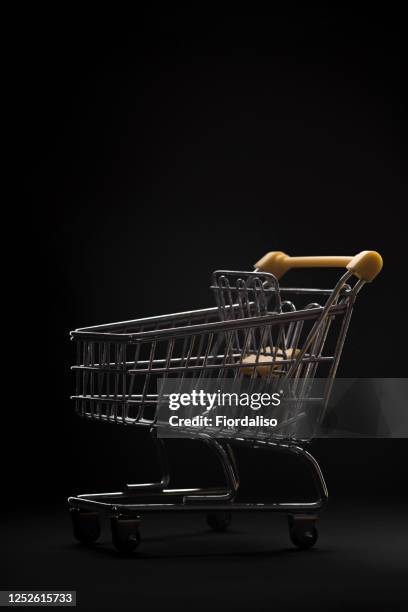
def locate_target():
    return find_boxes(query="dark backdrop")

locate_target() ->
[14,8,407,509]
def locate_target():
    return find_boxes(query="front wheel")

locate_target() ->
[288,515,318,550]
[71,509,101,545]
[111,516,141,554]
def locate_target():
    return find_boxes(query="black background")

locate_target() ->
[8,7,408,611]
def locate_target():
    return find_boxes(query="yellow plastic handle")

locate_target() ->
[255,250,383,282]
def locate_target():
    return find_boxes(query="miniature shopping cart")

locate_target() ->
[68,250,382,553]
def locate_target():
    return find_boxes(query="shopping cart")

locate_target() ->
[68,250,382,553]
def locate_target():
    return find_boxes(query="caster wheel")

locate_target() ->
[111,516,141,554]
[71,509,101,545]
[206,512,232,532]
[288,515,318,550]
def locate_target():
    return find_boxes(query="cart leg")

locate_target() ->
[180,438,239,532]
[125,427,170,493]
[251,441,326,548]
[282,444,325,549]
[254,440,329,511]
[205,441,236,532]
[290,443,328,510]
[185,437,240,503]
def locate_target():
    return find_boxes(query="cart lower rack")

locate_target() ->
[68,250,382,553]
